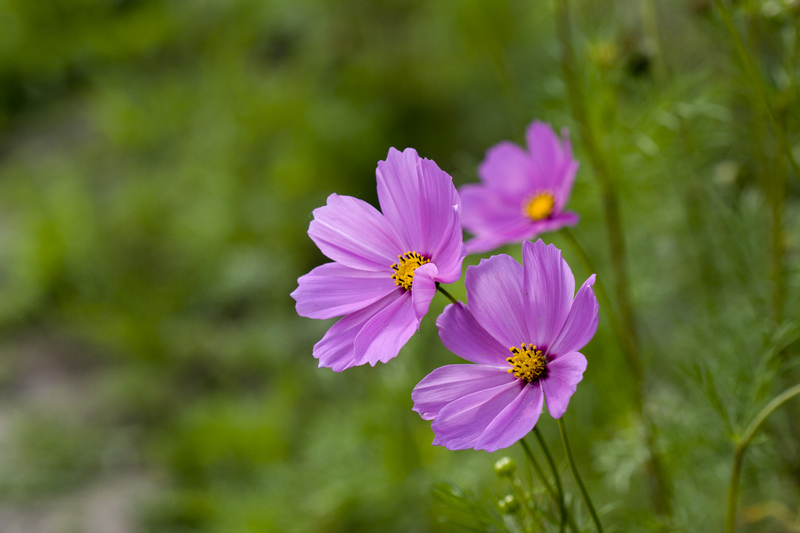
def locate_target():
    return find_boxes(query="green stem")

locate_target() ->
[558,418,604,533]
[553,0,641,392]
[553,0,672,514]
[725,383,800,533]
[519,438,579,533]
[435,284,458,305]
[712,0,800,184]
[533,428,567,532]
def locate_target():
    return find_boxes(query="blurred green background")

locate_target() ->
[0,0,799,531]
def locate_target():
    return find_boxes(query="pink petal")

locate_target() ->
[354,291,418,366]
[464,255,528,348]
[460,184,526,236]
[292,263,398,319]
[475,382,544,452]
[430,380,524,450]
[522,240,575,351]
[549,274,599,356]
[477,141,536,197]
[553,159,579,213]
[542,351,587,419]
[436,301,511,367]
[376,148,463,265]
[312,294,399,372]
[411,262,438,322]
[308,194,403,271]
[525,122,569,192]
[412,364,514,420]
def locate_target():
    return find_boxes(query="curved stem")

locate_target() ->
[711,0,800,184]
[534,427,567,532]
[726,383,800,533]
[558,418,604,533]
[520,438,579,533]
[435,283,458,305]
[520,438,556,498]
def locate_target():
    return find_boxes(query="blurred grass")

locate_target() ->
[0,0,799,531]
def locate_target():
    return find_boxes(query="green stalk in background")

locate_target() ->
[712,0,800,184]
[553,0,673,515]
[559,418,604,533]
[725,383,800,533]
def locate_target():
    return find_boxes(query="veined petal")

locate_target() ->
[475,382,544,452]
[549,274,598,356]
[412,364,514,420]
[522,240,575,350]
[430,380,524,450]
[354,292,417,366]
[477,141,536,197]
[376,148,463,259]
[411,262,438,322]
[312,294,399,372]
[292,263,398,319]
[436,301,511,367]
[542,351,587,419]
[465,254,528,348]
[308,194,403,271]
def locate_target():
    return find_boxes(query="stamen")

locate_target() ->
[390,251,431,291]
[507,343,548,383]
[523,192,555,221]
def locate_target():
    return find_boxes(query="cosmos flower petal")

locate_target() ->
[430,380,524,450]
[436,301,511,367]
[354,292,417,366]
[411,263,438,322]
[313,294,399,372]
[542,351,587,419]
[308,193,404,270]
[460,185,528,243]
[475,382,544,452]
[292,262,398,319]
[522,240,575,349]
[525,121,569,192]
[376,148,460,254]
[464,254,528,348]
[412,364,515,420]
[550,274,598,356]
[553,159,579,213]
[477,141,536,196]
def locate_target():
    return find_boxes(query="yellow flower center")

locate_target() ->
[524,193,555,221]
[507,343,548,383]
[390,251,431,291]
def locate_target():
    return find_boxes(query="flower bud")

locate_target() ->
[497,494,519,514]
[494,457,516,477]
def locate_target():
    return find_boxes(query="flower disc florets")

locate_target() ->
[391,251,430,291]
[524,193,555,221]
[507,343,548,382]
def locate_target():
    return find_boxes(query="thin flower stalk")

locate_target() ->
[533,427,567,533]
[519,438,579,533]
[553,0,673,514]
[558,418,603,533]
[712,0,800,184]
[726,383,800,533]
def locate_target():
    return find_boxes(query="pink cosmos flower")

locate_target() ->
[461,121,580,253]
[412,239,598,452]
[291,147,466,372]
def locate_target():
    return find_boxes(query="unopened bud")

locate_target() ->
[498,494,519,514]
[494,457,516,477]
